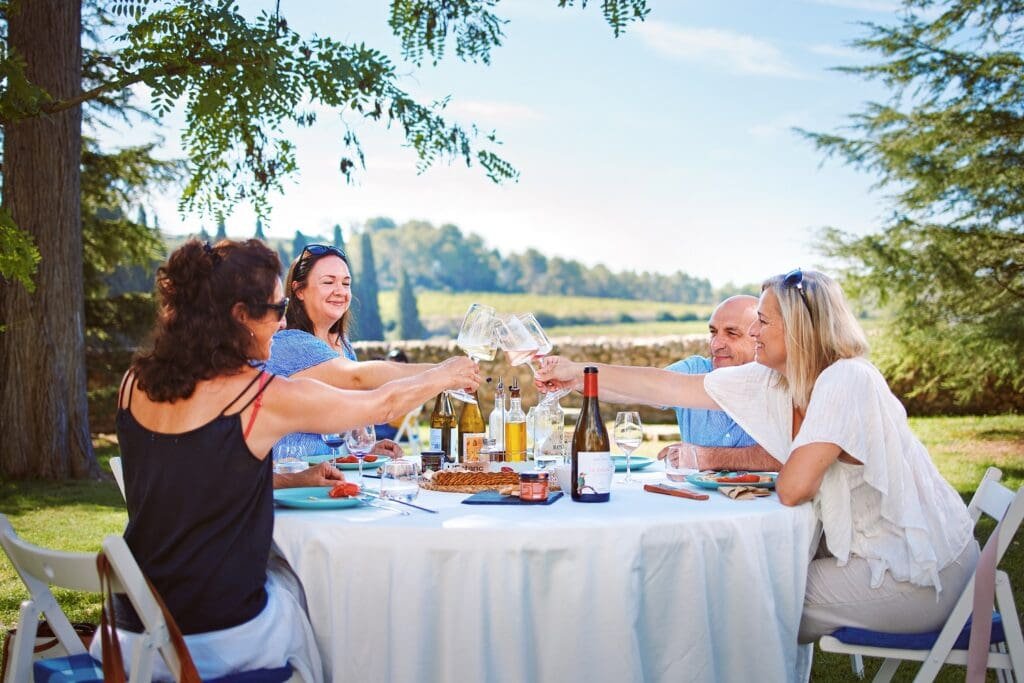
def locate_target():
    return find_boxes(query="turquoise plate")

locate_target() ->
[612,456,656,472]
[273,486,364,509]
[304,454,387,472]
[685,472,777,490]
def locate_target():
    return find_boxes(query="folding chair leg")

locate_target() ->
[850,653,865,679]
[994,643,1009,683]
[872,658,900,682]
[996,576,1024,681]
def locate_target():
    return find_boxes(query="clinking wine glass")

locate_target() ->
[449,303,500,404]
[499,313,571,405]
[344,424,376,487]
[613,412,643,483]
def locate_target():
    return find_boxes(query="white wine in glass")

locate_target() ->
[450,303,500,404]
[613,412,643,483]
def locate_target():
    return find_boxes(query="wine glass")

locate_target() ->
[449,303,500,404]
[495,313,542,372]
[321,432,345,463]
[344,424,376,486]
[613,412,643,483]
[502,313,571,406]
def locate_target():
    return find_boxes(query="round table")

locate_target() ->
[272,475,816,682]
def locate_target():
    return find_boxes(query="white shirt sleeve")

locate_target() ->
[703,363,794,463]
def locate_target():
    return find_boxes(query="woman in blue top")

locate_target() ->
[268,244,437,485]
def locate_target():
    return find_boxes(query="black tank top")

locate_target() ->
[115,372,276,635]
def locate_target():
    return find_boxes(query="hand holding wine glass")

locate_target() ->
[449,303,500,404]
[613,412,643,483]
[344,424,376,487]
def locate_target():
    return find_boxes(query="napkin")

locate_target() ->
[719,485,771,500]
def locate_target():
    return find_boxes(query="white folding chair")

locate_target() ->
[391,405,422,444]
[0,514,102,683]
[109,455,126,501]
[1,515,301,683]
[820,466,1024,681]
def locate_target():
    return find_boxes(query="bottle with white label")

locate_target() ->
[488,377,506,451]
[570,366,612,502]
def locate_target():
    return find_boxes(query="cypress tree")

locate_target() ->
[332,223,346,252]
[214,218,227,241]
[396,269,426,340]
[292,229,309,259]
[254,217,266,241]
[351,231,385,341]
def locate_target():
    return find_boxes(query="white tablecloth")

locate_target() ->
[272,474,816,683]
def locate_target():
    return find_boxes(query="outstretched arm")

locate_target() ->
[659,442,781,472]
[294,356,435,390]
[536,357,720,410]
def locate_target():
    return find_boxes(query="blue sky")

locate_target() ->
[122,0,902,287]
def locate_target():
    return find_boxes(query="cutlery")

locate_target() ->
[361,489,438,514]
[363,497,410,516]
[643,483,709,501]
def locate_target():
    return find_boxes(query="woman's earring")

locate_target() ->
[248,328,254,337]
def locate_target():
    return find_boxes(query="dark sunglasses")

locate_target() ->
[259,297,290,321]
[302,244,346,259]
[783,268,814,321]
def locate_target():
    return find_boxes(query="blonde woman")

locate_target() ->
[536,269,976,642]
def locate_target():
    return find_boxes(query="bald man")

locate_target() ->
[658,295,782,471]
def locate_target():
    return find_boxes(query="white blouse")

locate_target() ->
[704,358,972,593]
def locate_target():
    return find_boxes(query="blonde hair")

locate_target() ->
[761,270,869,410]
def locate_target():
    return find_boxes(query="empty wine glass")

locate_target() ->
[449,303,500,404]
[344,424,376,486]
[613,412,643,483]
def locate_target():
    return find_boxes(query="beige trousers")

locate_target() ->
[798,539,979,643]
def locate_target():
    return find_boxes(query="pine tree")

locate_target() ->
[214,218,227,241]
[254,217,266,241]
[396,269,427,340]
[351,231,385,341]
[802,0,1024,403]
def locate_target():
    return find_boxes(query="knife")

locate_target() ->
[361,489,438,513]
[643,483,709,501]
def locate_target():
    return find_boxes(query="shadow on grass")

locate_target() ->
[0,479,125,515]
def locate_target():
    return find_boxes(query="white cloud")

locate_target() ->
[634,20,805,79]
[808,43,866,61]
[803,0,901,12]
[442,99,544,124]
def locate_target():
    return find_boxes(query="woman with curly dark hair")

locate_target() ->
[97,238,479,681]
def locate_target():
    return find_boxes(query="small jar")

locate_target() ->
[420,450,445,473]
[519,471,549,503]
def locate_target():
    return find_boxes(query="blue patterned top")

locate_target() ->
[266,329,357,459]
[665,356,756,447]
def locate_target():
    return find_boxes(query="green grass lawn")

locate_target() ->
[1,417,1022,681]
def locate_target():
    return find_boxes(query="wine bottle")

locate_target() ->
[458,390,487,463]
[488,377,506,451]
[505,378,527,462]
[429,392,456,461]
[571,366,612,502]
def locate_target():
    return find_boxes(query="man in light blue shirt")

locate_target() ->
[660,295,781,471]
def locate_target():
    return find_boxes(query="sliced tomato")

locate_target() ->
[328,482,361,498]
[364,454,378,463]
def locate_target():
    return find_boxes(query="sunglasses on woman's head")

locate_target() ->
[301,244,346,259]
[260,297,289,321]
[783,268,814,321]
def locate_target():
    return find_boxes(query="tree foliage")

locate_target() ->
[351,230,385,342]
[396,268,427,340]
[802,0,1024,403]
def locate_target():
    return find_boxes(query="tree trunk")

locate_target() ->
[0,0,98,479]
